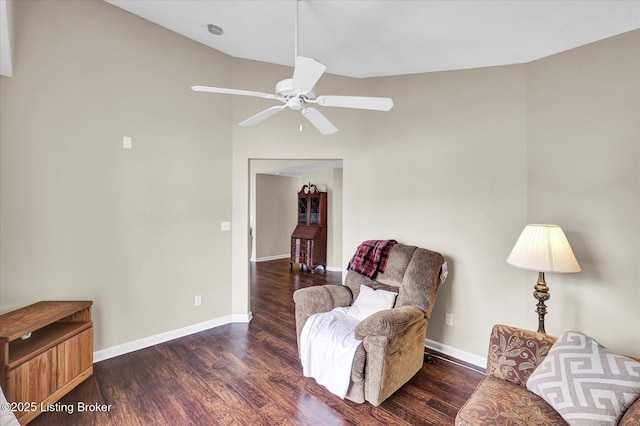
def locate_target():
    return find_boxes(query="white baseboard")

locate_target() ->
[425,338,486,370]
[93,314,249,363]
[252,255,342,272]
[253,254,290,262]
[232,312,253,323]
[93,314,483,371]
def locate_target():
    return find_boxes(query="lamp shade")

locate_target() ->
[507,224,581,273]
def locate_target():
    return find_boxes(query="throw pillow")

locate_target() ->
[347,285,397,321]
[526,328,640,426]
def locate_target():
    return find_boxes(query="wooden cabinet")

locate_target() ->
[0,301,93,425]
[290,184,327,272]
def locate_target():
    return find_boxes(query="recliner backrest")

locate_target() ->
[395,247,445,319]
[376,244,417,287]
[344,243,445,319]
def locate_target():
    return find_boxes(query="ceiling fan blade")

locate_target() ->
[316,95,394,111]
[292,56,327,94]
[302,107,338,135]
[191,85,280,100]
[238,105,286,127]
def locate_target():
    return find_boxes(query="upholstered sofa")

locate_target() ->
[456,324,640,425]
[293,243,446,406]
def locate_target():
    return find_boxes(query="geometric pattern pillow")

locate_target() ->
[526,328,640,426]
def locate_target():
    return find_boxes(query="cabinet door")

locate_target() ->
[309,196,320,225]
[298,197,308,224]
[6,347,57,406]
[57,327,93,388]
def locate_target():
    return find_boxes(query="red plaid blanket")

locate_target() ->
[347,240,398,279]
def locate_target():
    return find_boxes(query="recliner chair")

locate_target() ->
[293,243,447,406]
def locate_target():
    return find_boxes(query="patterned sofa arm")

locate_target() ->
[620,399,640,425]
[486,324,557,387]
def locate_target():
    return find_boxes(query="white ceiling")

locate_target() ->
[104,0,640,78]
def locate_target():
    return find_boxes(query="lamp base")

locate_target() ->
[533,272,549,334]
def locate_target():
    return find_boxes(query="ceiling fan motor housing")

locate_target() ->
[276,78,317,107]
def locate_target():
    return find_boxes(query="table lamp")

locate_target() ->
[507,224,581,334]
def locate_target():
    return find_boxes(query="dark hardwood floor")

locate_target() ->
[30,259,483,425]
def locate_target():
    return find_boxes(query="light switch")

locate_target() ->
[123,136,132,149]
[221,221,231,231]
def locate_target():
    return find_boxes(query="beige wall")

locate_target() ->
[231,31,640,359]
[1,0,14,77]
[254,173,299,260]
[345,65,530,357]
[525,31,640,354]
[1,0,638,362]
[0,1,233,351]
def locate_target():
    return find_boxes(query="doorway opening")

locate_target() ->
[249,159,343,274]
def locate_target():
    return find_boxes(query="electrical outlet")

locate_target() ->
[445,312,454,326]
[221,221,231,232]
[195,295,202,306]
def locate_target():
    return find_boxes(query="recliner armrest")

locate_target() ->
[293,285,353,356]
[293,284,353,315]
[354,306,424,339]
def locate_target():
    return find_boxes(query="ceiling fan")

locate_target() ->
[190,2,394,135]
[191,58,393,135]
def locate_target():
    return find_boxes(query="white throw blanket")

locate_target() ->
[299,307,362,398]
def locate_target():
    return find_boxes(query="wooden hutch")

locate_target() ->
[290,184,327,272]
